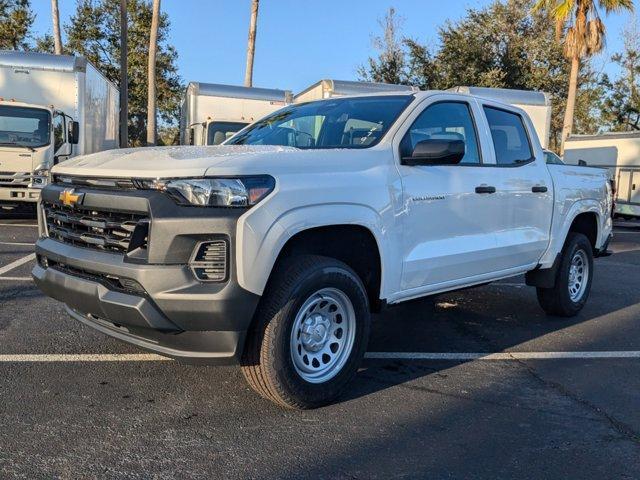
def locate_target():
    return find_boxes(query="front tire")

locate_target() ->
[241,255,371,409]
[536,232,593,317]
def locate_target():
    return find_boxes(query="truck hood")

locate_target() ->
[51,145,301,178]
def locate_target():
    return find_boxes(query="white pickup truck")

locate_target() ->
[33,91,613,409]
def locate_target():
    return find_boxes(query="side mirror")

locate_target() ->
[402,139,465,166]
[578,159,587,166]
[69,121,80,145]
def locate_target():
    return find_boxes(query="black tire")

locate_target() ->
[536,232,593,317]
[241,254,371,409]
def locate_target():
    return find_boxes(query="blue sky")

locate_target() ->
[31,0,634,93]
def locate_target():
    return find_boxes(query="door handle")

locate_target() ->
[532,185,548,193]
[475,185,496,194]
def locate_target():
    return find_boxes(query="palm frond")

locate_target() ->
[598,0,634,13]
[586,17,606,53]
[552,0,576,22]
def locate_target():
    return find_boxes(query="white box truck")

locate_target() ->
[0,51,119,209]
[564,132,640,219]
[179,82,292,146]
[294,79,418,103]
[448,86,552,149]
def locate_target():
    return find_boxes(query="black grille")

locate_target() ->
[44,202,149,253]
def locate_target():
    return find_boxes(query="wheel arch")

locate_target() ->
[236,203,393,306]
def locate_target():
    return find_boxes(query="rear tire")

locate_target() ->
[536,232,593,317]
[241,255,371,409]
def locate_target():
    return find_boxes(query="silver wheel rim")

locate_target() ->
[568,249,589,302]
[290,287,356,384]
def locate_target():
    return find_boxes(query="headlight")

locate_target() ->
[31,167,50,188]
[137,176,275,207]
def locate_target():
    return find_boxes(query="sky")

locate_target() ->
[30,0,635,94]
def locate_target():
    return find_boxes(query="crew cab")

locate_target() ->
[32,91,613,409]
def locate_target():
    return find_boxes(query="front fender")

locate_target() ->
[235,203,395,297]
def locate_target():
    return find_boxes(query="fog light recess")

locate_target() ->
[189,240,228,282]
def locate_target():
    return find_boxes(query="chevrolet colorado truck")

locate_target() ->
[32,91,613,409]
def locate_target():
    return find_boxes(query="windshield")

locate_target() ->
[207,121,248,145]
[0,106,51,148]
[227,95,414,149]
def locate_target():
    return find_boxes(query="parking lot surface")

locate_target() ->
[1,212,639,479]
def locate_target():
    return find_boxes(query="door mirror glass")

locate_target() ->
[53,114,65,152]
[69,121,80,145]
[403,139,465,166]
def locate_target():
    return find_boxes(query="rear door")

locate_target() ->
[480,103,553,270]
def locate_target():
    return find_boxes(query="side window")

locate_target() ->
[53,114,65,152]
[400,102,481,165]
[483,106,533,165]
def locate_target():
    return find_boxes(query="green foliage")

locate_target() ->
[359,0,604,151]
[65,0,182,146]
[0,0,34,50]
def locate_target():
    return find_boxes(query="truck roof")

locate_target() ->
[0,50,87,73]
[186,82,292,102]
[294,79,418,99]
[448,86,551,106]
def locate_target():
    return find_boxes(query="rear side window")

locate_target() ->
[483,106,533,165]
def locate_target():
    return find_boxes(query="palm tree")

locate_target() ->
[534,0,634,153]
[51,0,63,54]
[120,0,128,148]
[244,0,259,87]
[146,0,161,146]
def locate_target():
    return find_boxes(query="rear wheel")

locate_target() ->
[536,232,593,317]
[241,255,370,409]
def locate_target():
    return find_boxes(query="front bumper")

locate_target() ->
[0,186,41,204]
[32,184,261,364]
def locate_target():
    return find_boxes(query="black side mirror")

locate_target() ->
[402,139,465,166]
[578,159,587,166]
[69,121,80,145]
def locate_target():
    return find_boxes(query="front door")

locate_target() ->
[397,99,504,292]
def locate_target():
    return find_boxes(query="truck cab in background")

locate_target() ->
[179,82,292,146]
[0,51,119,211]
[0,100,79,205]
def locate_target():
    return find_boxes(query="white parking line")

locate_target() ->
[0,354,170,362]
[0,253,36,276]
[0,276,32,281]
[0,223,37,227]
[0,241,34,246]
[1,351,640,363]
[365,351,640,360]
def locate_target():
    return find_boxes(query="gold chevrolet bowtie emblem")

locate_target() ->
[59,188,83,207]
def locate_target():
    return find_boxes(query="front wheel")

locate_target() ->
[536,232,594,317]
[241,255,371,409]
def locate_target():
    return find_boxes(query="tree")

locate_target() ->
[244,0,259,87]
[358,7,407,84]
[146,0,160,145]
[533,0,634,152]
[600,17,640,130]
[358,0,605,151]
[65,0,182,146]
[0,0,34,50]
[51,0,62,54]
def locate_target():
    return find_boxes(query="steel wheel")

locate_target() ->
[290,287,356,384]
[568,248,589,302]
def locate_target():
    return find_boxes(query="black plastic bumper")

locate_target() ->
[32,184,261,364]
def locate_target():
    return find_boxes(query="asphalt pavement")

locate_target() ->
[1,211,639,479]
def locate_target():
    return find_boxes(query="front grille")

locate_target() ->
[44,202,149,253]
[0,172,31,187]
[43,258,147,295]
